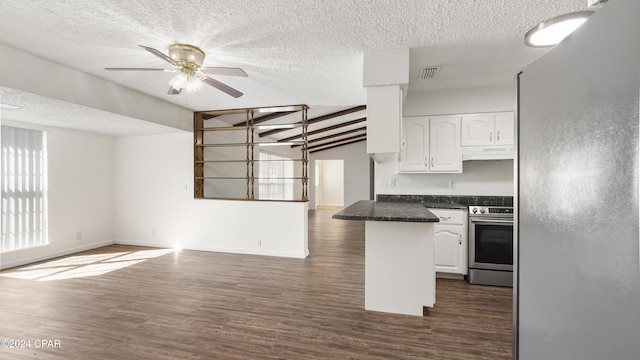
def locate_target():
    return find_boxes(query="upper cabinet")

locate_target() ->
[461,112,514,146]
[400,116,429,171]
[494,113,514,146]
[430,116,462,172]
[399,116,462,173]
[460,112,514,160]
[366,85,402,154]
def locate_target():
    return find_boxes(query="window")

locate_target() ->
[258,152,294,200]
[1,125,48,251]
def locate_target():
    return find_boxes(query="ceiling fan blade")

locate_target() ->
[104,67,169,71]
[202,76,243,98]
[167,86,182,95]
[202,67,248,77]
[139,45,178,66]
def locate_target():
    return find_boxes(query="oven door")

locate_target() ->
[469,218,513,271]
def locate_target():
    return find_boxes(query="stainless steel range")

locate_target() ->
[468,206,513,287]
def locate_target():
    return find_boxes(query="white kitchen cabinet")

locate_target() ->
[494,112,514,146]
[460,114,493,146]
[461,112,514,147]
[429,116,462,172]
[366,85,402,154]
[399,116,461,173]
[429,208,468,275]
[399,116,429,172]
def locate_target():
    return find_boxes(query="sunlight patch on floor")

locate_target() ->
[0,248,174,281]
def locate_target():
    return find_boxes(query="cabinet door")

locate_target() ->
[399,117,429,172]
[461,115,494,146]
[434,225,464,273]
[429,116,461,172]
[495,112,514,146]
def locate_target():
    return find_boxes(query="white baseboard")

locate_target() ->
[317,203,344,207]
[114,239,308,259]
[436,272,466,280]
[0,240,115,270]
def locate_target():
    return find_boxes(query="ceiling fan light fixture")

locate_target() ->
[168,44,205,67]
[168,72,203,94]
[106,43,245,97]
[168,72,188,90]
[185,77,203,93]
[525,11,594,47]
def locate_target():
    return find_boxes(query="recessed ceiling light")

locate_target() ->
[525,11,594,48]
[0,103,24,110]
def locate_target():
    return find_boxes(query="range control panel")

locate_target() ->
[469,206,514,215]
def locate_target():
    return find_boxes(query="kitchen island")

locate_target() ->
[333,200,439,316]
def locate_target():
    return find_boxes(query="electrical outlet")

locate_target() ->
[256,238,262,247]
[152,227,156,237]
[76,232,82,240]
[389,178,396,187]
[448,181,456,190]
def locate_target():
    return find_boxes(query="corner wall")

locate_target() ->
[114,132,308,258]
[1,121,115,269]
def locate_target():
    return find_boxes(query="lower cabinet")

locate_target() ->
[429,209,468,275]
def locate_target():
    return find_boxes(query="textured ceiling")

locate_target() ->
[0,0,589,134]
[0,87,182,136]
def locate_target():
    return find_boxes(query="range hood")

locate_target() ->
[462,146,514,161]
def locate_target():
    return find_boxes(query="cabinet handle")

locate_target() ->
[424,157,428,167]
[458,233,462,245]
[497,131,500,141]
[431,157,434,167]
[439,216,451,221]
[489,131,493,141]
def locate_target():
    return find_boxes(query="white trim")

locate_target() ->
[114,239,309,259]
[0,240,115,270]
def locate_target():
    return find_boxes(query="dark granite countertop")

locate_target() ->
[420,202,468,210]
[332,200,439,223]
[377,194,513,207]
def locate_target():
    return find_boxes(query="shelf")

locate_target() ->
[197,124,301,131]
[197,177,308,180]
[194,104,310,201]
[195,159,305,163]
[196,141,304,148]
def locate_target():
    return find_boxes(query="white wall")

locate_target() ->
[316,160,344,207]
[115,132,308,258]
[376,159,514,196]
[309,141,371,209]
[404,86,514,116]
[1,121,115,269]
[374,86,515,197]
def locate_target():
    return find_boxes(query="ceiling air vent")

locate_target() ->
[418,66,440,80]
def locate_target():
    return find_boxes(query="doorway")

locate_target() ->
[315,159,344,209]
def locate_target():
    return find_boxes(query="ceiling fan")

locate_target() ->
[105,44,247,98]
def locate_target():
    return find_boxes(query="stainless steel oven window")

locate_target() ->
[469,219,513,271]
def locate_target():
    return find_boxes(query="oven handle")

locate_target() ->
[469,218,513,224]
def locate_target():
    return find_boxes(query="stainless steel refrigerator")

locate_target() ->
[516,0,640,359]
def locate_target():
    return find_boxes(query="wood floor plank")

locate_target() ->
[0,209,512,359]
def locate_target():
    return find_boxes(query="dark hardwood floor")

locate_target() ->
[0,209,512,359]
